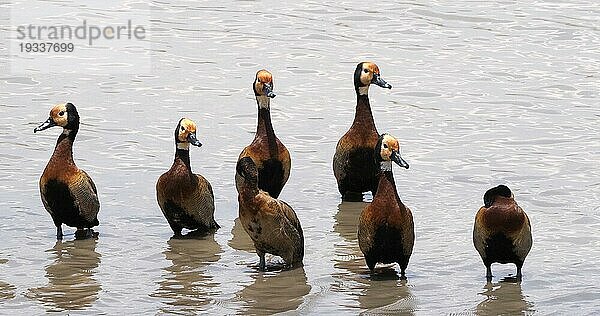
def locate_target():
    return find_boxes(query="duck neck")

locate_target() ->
[375,163,400,201]
[52,129,76,166]
[240,183,260,204]
[256,96,278,154]
[174,143,192,172]
[351,93,377,132]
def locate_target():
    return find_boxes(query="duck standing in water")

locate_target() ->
[358,134,412,278]
[473,185,532,280]
[34,103,99,239]
[236,70,291,199]
[156,118,219,236]
[333,62,392,201]
[236,157,304,270]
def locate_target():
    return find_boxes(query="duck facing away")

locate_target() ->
[34,103,99,239]
[236,157,303,270]
[235,69,291,199]
[333,62,392,201]
[358,133,412,278]
[156,118,219,236]
[473,185,532,280]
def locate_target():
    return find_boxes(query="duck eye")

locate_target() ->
[59,111,65,116]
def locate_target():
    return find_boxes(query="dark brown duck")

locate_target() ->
[358,134,413,278]
[156,118,219,236]
[35,103,99,239]
[236,69,291,199]
[473,185,532,280]
[333,62,392,201]
[236,157,303,270]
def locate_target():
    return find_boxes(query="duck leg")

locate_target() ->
[56,225,63,240]
[75,227,89,239]
[342,191,363,202]
[365,254,377,272]
[169,222,183,238]
[85,228,94,238]
[486,264,493,281]
[516,262,523,281]
[258,250,266,271]
[398,257,409,280]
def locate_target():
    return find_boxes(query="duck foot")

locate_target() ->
[342,191,364,202]
[75,228,98,239]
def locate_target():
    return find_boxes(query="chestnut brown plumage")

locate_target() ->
[333,62,392,201]
[236,70,291,199]
[473,185,532,280]
[156,118,219,236]
[236,157,303,270]
[35,103,99,239]
[358,133,412,278]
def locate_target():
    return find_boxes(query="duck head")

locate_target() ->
[375,133,409,171]
[175,118,202,150]
[483,185,513,208]
[34,103,80,135]
[354,62,392,96]
[253,69,275,109]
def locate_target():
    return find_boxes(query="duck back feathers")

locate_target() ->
[473,185,532,279]
[236,157,303,269]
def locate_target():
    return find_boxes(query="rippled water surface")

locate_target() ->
[1,1,599,314]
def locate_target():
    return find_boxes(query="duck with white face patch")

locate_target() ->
[358,133,413,278]
[156,118,219,237]
[35,102,100,240]
[333,62,392,201]
[235,69,291,199]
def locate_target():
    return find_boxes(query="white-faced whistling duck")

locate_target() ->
[34,103,100,239]
[473,185,532,281]
[358,133,413,278]
[156,118,219,237]
[236,157,304,270]
[333,62,392,201]
[235,69,291,199]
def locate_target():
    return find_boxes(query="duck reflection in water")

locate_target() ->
[333,202,415,313]
[476,279,534,315]
[237,267,310,315]
[28,238,100,312]
[0,281,16,301]
[152,234,222,314]
[228,217,255,252]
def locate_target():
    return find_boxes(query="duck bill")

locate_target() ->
[391,151,409,169]
[263,83,276,98]
[34,117,56,133]
[187,132,202,147]
[372,74,392,89]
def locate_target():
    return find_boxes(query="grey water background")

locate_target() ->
[1,0,599,314]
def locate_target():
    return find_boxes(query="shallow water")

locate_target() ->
[1,0,600,314]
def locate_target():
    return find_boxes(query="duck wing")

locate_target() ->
[278,200,303,240]
[71,169,100,224]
